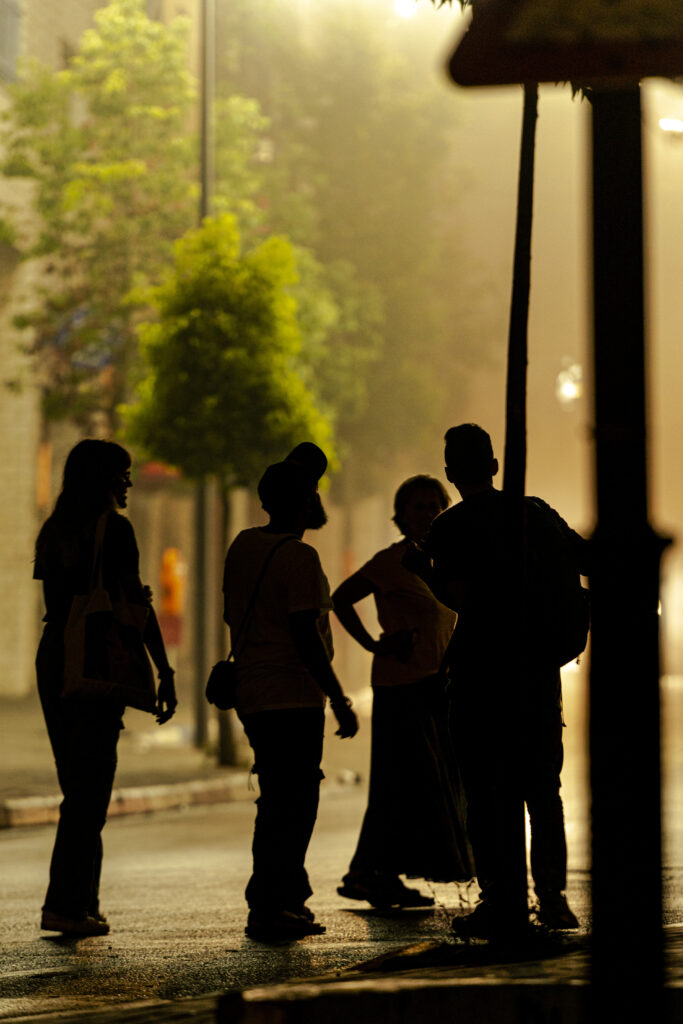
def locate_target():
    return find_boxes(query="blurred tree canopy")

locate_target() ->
[1,0,197,426]
[216,0,497,496]
[122,214,334,484]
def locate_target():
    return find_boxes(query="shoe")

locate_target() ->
[245,909,326,942]
[451,900,529,941]
[337,877,434,909]
[337,880,394,909]
[286,904,316,922]
[387,881,434,908]
[41,910,110,936]
[536,892,579,930]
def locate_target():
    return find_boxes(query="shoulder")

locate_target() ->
[363,540,405,570]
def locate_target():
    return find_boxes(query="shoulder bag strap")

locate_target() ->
[228,535,296,661]
[89,512,110,592]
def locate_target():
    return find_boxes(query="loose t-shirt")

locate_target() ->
[360,539,455,688]
[222,528,333,714]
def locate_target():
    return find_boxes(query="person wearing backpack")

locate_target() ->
[409,424,589,939]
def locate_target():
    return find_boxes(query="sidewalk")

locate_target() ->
[0,692,252,828]
[215,926,683,1024]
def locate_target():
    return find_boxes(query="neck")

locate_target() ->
[264,517,304,539]
[457,480,495,500]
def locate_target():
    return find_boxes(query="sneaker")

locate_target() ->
[537,892,579,930]
[451,900,529,941]
[245,909,326,942]
[41,910,110,936]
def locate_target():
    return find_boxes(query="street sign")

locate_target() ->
[449,0,683,87]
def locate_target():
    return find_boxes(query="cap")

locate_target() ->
[285,442,327,482]
[257,460,317,515]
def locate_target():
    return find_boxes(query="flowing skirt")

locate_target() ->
[348,675,474,883]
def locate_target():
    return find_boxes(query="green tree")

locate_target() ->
[1,0,196,426]
[216,0,496,495]
[122,214,334,484]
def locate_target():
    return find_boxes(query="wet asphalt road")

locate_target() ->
[1,671,681,1021]
[0,786,486,1020]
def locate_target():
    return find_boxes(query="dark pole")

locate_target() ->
[501,83,539,917]
[502,82,537,499]
[589,86,666,1020]
[193,0,215,748]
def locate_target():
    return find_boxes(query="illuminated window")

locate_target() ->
[0,0,20,81]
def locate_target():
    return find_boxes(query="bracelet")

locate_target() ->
[331,695,352,709]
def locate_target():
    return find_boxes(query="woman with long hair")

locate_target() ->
[334,475,474,908]
[34,439,177,936]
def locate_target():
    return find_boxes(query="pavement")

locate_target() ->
[0,692,254,828]
[2,689,682,1024]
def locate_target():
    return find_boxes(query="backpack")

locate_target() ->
[522,497,590,669]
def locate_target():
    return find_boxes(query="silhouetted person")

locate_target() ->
[34,440,177,937]
[223,448,358,942]
[334,475,474,909]
[413,424,588,938]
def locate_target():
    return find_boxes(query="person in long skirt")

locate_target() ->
[333,475,474,908]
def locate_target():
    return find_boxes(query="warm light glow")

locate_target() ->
[394,0,418,18]
[556,361,583,408]
[659,117,683,135]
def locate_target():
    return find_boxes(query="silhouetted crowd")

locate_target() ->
[34,426,589,943]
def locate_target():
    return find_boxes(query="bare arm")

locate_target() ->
[401,542,465,613]
[331,572,377,653]
[289,609,358,738]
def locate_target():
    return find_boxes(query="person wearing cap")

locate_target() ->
[222,447,358,942]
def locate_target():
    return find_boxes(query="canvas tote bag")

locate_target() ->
[62,512,157,712]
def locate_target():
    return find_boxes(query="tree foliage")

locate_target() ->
[216,0,495,495]
[1,0,196,425]
[122,214,334,483]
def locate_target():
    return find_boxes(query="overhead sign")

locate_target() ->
[449,0,683,87]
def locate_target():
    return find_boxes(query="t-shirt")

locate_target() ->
[222,528,333,714]
[34,512,142,627]
[360,539,455,687]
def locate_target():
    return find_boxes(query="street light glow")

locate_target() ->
[659,117,683,135]
[394,0,418,18]
[556,360,583,408]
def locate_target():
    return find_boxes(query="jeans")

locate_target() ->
[450,664,567,918]
[240,707,325,912]
[37,625,123,920]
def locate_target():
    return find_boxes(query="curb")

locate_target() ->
[0,772,252,829]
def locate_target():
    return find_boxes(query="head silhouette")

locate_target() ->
[444,424,498,491]
[55,439,132,522]
[258,460,327,530]
[392,475,450,542]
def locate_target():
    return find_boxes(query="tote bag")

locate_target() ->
[62,513,157,712]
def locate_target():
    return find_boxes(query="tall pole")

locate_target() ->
[501,82,539,919]
[193,0,215,748]
[589,86,666,1021]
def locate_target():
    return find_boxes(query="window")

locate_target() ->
[0,0,20,81]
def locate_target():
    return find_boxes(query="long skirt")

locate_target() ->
[348,676,474,882]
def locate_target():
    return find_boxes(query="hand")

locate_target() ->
[401,542,430,575]
[332,698,358,739]
[143,584,154,604]
[156,671,177,725]
[374,628,418,662]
